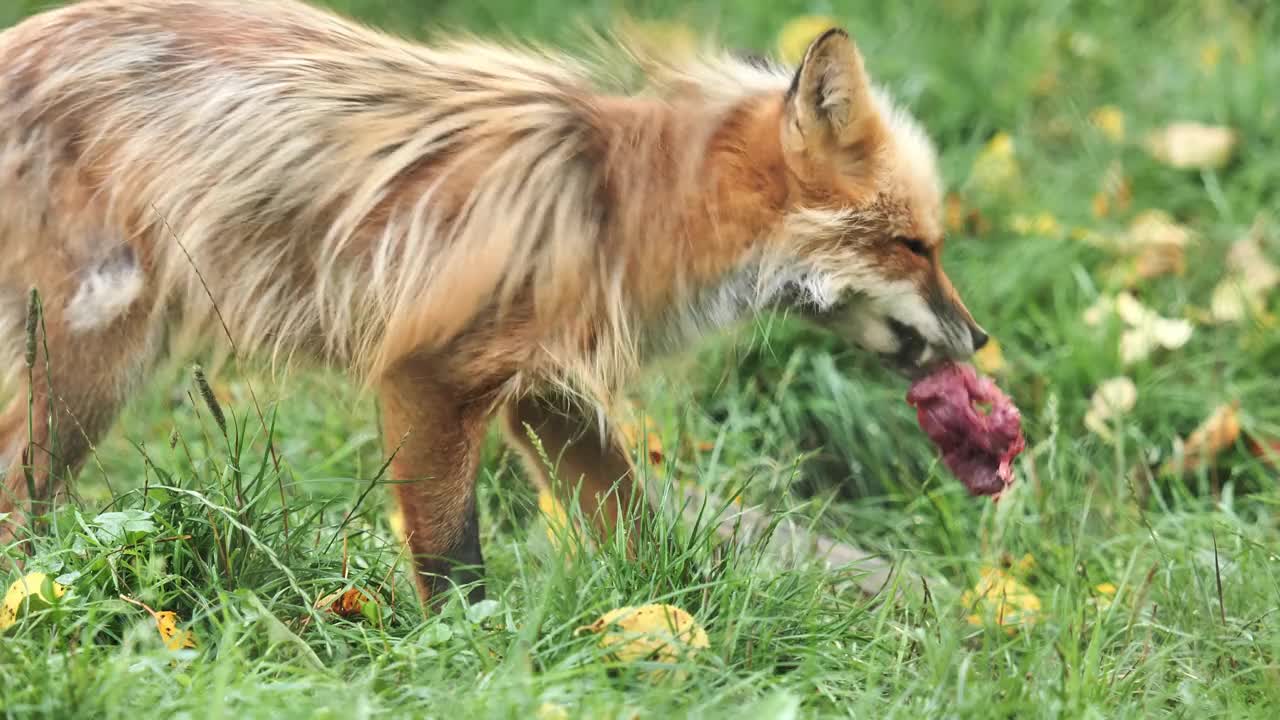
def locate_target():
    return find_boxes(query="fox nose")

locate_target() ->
[970,327,989,351]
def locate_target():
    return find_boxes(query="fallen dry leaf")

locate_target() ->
[1089,105,1126,143]
[1127,210,1194,250]
[155,610,198,651]
[315,586,383,623]
[1146,122,1237,170]
[1,573,67,631]
[120,595,197,651]
[1009,211,1061,238]
[1161,402,1242,476]
[1199,40,1222,73]
[577,603,709,681]
[620,416,665,467]
[1092,582,1118,611]
[537,488,576,556]
[969,132,1021,197]
[963,567,1041,632]
[1116,294,1193,364]
[776,15,839,65]
[1087,293,1193,364]
[1083,377,1138,441]
[1091,164,1132,219]
[1208,219,1279,324]
[536,703,571,720]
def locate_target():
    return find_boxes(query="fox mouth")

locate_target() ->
[881,319,942,380]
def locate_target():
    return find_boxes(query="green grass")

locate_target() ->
[5,0,1280,717]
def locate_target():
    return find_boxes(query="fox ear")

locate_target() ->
[785,29,875,150]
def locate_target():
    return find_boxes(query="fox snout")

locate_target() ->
[831,273,987,378]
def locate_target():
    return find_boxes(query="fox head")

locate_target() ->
[770,29,987,377]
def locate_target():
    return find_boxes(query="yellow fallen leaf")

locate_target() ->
[963,567,1041,632]
[1132,242,1186,281]
[577,603,709,681]
[969,132,1021,197]
[1092,582,1117,611]
[537,488,576,555]
[974,338,1005,375]
[1112,293,1193,364]
[155,610,198,650]
[1146,122,1237,170]
[1,572,67,631]
[1209,220,1279,324]
[536,703,570,720]
[1161,402,1242,476]
[1083,377,1137,441]
[1087,293,1193,363]
[316,586,382,623]
[1199,40,1222,73]
[120,595,197,651]
[1127,210,1194,249]
[620,416,665,467]
[776,15,839,65]
[1089,105,1126,143]
[1008,211,1061,238]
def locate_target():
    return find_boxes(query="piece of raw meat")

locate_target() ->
[906,363,1026,497]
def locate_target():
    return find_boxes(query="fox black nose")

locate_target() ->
[970,327,989,351]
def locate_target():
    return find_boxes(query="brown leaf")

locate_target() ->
[1161,402,1242,476]
[316,586,379,619]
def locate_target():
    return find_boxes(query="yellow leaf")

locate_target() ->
[1146,122,1237,170]
[536,703,570,720]
[1012,553,1036,577]
[1127,210,1194,249]
[620,416,665,467]
[1208,220,1279,324]
[974,338,1005,375]
[154,610,198,651]
[1199,40,1222,73]
[1,572,67,631]
[962,567,1041,632]
[776,16,839,65]
[1009,211,1061,238]
[1092,582,1117,611]
[577,603,709,681]
[969,132,1021,197]
[1089,106,1126,143]
[537,488,576,555]
[1114,293,1193,364]
[1083,377,1137,441]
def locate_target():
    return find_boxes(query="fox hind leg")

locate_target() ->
[501,391,645,552]
[1,246,161,551]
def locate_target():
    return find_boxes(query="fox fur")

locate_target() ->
[0,0,986,605]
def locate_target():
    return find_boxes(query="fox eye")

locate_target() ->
[896,236,930,257]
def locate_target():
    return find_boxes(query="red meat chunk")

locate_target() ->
[906,363,1026,498]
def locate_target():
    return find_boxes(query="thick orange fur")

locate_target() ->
[0,2,985,606]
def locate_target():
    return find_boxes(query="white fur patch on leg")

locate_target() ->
[67,247,145,333]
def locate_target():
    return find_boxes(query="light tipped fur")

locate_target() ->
[1,0,986,605]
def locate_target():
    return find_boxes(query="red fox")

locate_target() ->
[0,0,987,606]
